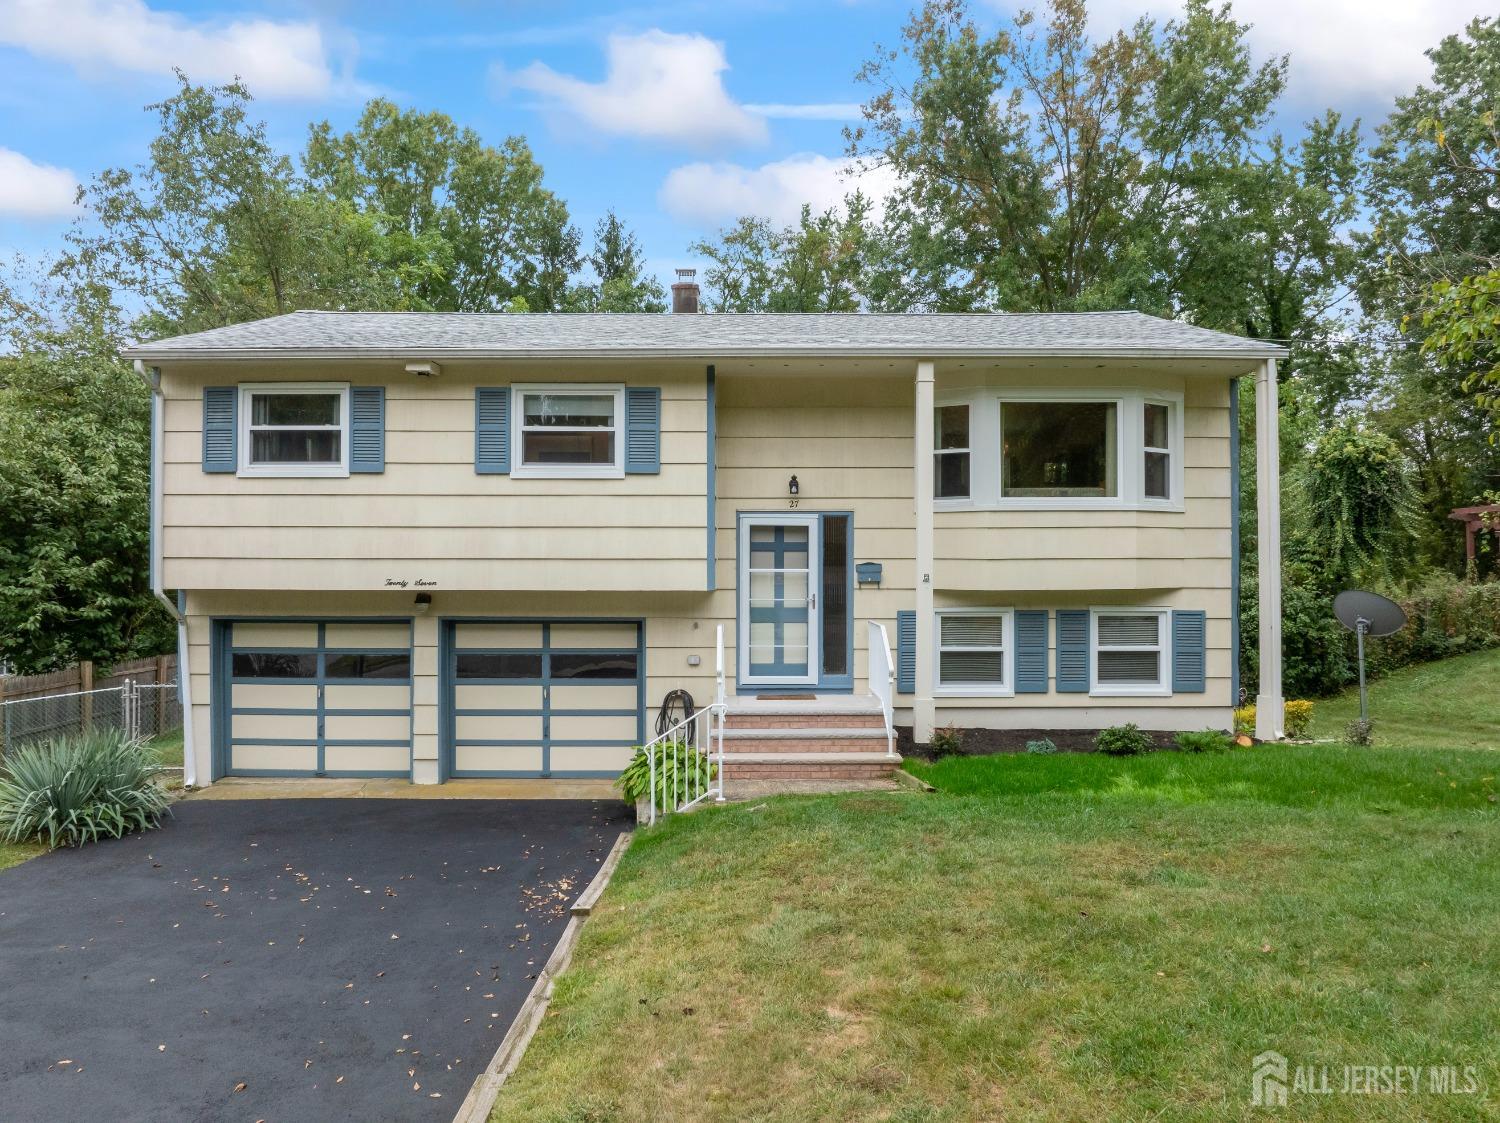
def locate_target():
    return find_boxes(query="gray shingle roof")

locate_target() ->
[125,310,1287,361]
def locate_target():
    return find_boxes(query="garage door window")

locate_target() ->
[550,653,638,679]
[232,652,318,678]
[325,653,410,679]
[456,653,544,679]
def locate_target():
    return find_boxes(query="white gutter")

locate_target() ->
[135,360,197,787]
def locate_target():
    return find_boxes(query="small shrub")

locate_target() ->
[1345,718,1375,746]
[929,726,965,758]
[1094,723,1155,756]
[1024,738,1058,755]
[1174,729,1232,753]
[1233,705,1256,736]
[1283,700,1315,739]
[616,740,717,812]
[0,731,171,849]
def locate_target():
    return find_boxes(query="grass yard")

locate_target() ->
[146,727,184,769]
[495,745,1498,1121]
[0,839,45,871]
[1306,647,1500,749]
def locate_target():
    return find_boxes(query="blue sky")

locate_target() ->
[0,0,1487,287]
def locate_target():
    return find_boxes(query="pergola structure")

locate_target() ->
[1449,505,1500,565]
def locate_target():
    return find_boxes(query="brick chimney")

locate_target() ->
[671,268,700,314]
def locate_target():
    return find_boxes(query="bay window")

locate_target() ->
[933,390,1181,509]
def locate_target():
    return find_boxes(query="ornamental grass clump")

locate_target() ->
[0,730,172,849]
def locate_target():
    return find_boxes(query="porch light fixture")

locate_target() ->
[788,475,800,496]
[414,592,433,615]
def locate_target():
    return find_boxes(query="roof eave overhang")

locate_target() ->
[123,345,1290,363]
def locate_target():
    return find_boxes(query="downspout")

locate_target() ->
[135,360,197,787]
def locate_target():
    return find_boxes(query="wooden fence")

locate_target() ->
[0,654,178,740]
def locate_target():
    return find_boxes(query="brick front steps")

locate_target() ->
[719,696,899,784]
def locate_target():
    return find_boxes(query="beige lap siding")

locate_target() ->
[159,359,709,592]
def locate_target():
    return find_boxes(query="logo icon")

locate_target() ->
[1253,1051,1289,1107]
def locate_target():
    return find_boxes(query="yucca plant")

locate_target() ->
[616,740,717,813]
[0,730,172,849]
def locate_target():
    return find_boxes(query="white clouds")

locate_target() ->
[659,153,898,227]
[1083,0,1477,107]
[504,30,767,149]
[0,148,78,218]
[745,103,864,121]
[0,0,334,99]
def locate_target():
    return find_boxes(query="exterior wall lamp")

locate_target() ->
[788,475,800,496]
[414,592,433,615]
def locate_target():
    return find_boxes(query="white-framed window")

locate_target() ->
[1143,399,1173,502]
[238,383,349,478]
[935,608,1013,695]
[933,389,1182,511]
[1091,608,1170,696]
[934,403,971,499]
[511,384,625,479]
[1001,398,1119,499]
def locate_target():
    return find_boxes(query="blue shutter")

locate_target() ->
[475,387,510,475]
[1015,610,1049,693]
[1172,610,1207,693]
[895,610,916,694]
[202,386,237,473]
[349,386,385,473]
[625,386,661,474]
[1055,610,1090,693]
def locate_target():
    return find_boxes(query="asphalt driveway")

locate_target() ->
[0,798,631,1123]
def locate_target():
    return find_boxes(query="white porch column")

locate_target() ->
[1254,358,1284,740]
[914,360,936,742]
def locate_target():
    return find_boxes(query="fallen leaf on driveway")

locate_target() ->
[232,1082,247,1094]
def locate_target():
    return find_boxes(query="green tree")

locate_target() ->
[66,74,437,337]
[577,212,666,312]
[692,196,881,312]
[305,98,580,312]
[1296,418,1421,583]
[0,269,173,672]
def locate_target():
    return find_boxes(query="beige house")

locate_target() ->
[126,294,1288,789]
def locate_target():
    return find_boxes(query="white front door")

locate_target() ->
[738,514,821,687]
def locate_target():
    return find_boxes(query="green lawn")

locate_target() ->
[147,727,184,769]
[0,839,45,871]
[1306,647,1500,749]
[495,745,1498,1122]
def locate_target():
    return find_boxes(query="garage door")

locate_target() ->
[445,620,643,778]
[221,621,412,778]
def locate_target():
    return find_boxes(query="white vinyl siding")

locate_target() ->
[1091,608,1170,696]
[935,609,1012,696]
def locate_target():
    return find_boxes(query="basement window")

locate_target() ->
[935,609,1013,695]
[1091,609,1169,695]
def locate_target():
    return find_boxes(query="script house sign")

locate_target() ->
[383,578,438,589]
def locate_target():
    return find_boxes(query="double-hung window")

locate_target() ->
[238,383,349,477]
[1143,401,1173,501]
[935,609,1012,694]
[934,404,971,499]
[512,385,624,478]
[1091,609,1169,695]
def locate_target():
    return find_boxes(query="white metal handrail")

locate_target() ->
[867,620,898,759]
[714,623,726,708]
[643,702,726,826]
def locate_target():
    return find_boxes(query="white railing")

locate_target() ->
[643,625,727,826]
[867,620,898,759]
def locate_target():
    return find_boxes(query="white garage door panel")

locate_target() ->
[455,713,544,741]
[232,744,318,771]
[324,745,410,772]
[452,684,543,710]
[549,622,639,648]
[324,684,410,709]
[232,622,319,648]
[550,684,638,711]
[231,712,317,740]
[550,713,637,741]
[454,745,545,773]
[453,623,543,649]
[324,622,411,648]
[550,745,635,772]
[323,714,409,741]
[233,684,319,709]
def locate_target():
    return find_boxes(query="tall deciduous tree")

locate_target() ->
[0,269,173,672]
[66,74,438,337]
[305,99,580,312]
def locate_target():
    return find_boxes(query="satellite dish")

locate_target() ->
[1334,590,1407,637]
[1333,590,1407,724]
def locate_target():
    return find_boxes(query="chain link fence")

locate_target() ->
[0,680,183,762]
